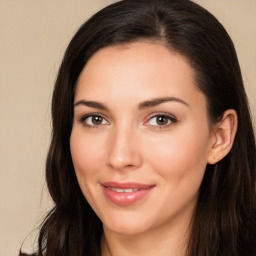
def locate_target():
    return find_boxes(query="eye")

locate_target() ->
[80,114,109,127]
[146,114,177,127]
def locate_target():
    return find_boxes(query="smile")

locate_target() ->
[108,187,139,193]
[101,182,155,206]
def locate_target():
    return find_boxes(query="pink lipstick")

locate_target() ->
[101,182,155,206]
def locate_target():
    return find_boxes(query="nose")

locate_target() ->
[106,125,142,171]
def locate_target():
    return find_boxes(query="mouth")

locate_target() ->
[101,182,155,206]
[106,187,140,193]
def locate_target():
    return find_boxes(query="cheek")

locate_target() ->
[144,125,210,185]
[70,131,104,180]
[70,130,107,208]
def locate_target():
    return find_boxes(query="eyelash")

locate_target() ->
[79,113,177,129]
[79,113,109,128]
[145,113,177,129]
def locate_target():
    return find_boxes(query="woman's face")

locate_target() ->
[70,42,215,236]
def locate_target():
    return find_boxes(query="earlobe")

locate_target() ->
[207,109,238,165]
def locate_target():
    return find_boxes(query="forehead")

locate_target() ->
[75,42,205,109]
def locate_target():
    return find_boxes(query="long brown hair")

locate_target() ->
[23,0,256,255]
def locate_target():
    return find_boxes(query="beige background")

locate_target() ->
[0,1,255,255]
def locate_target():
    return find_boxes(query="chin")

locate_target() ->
[101,211,153,236]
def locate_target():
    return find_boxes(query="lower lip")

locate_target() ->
[102,186,154,206]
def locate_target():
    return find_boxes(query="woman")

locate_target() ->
[21,0,256,255]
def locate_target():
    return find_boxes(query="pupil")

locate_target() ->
[157,116,167,125]
[92,116,102,125]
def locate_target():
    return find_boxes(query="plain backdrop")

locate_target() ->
[0,1,255,255]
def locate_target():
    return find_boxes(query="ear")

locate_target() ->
[207,109,238,164]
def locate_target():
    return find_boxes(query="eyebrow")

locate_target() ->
[74,100,108,110]
[74,96,188,110]
[138,97,189,109]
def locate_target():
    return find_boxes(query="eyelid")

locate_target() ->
[144,113,178,127]
[77,112,177,128]
[79,113,110,127]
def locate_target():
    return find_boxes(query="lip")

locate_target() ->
[101,181,155,206]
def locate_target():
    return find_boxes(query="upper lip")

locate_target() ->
[101,181,155,189]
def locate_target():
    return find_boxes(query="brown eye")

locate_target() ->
[146,114,177,127]
[92,116,103,125]
[156,116,169,125]
[81,114,108,127]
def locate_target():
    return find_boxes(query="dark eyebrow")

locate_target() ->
[74,100,108,111]
[74,97,188,111]
[138,97,189,109]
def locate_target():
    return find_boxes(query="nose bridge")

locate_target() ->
[107,121,141,170]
